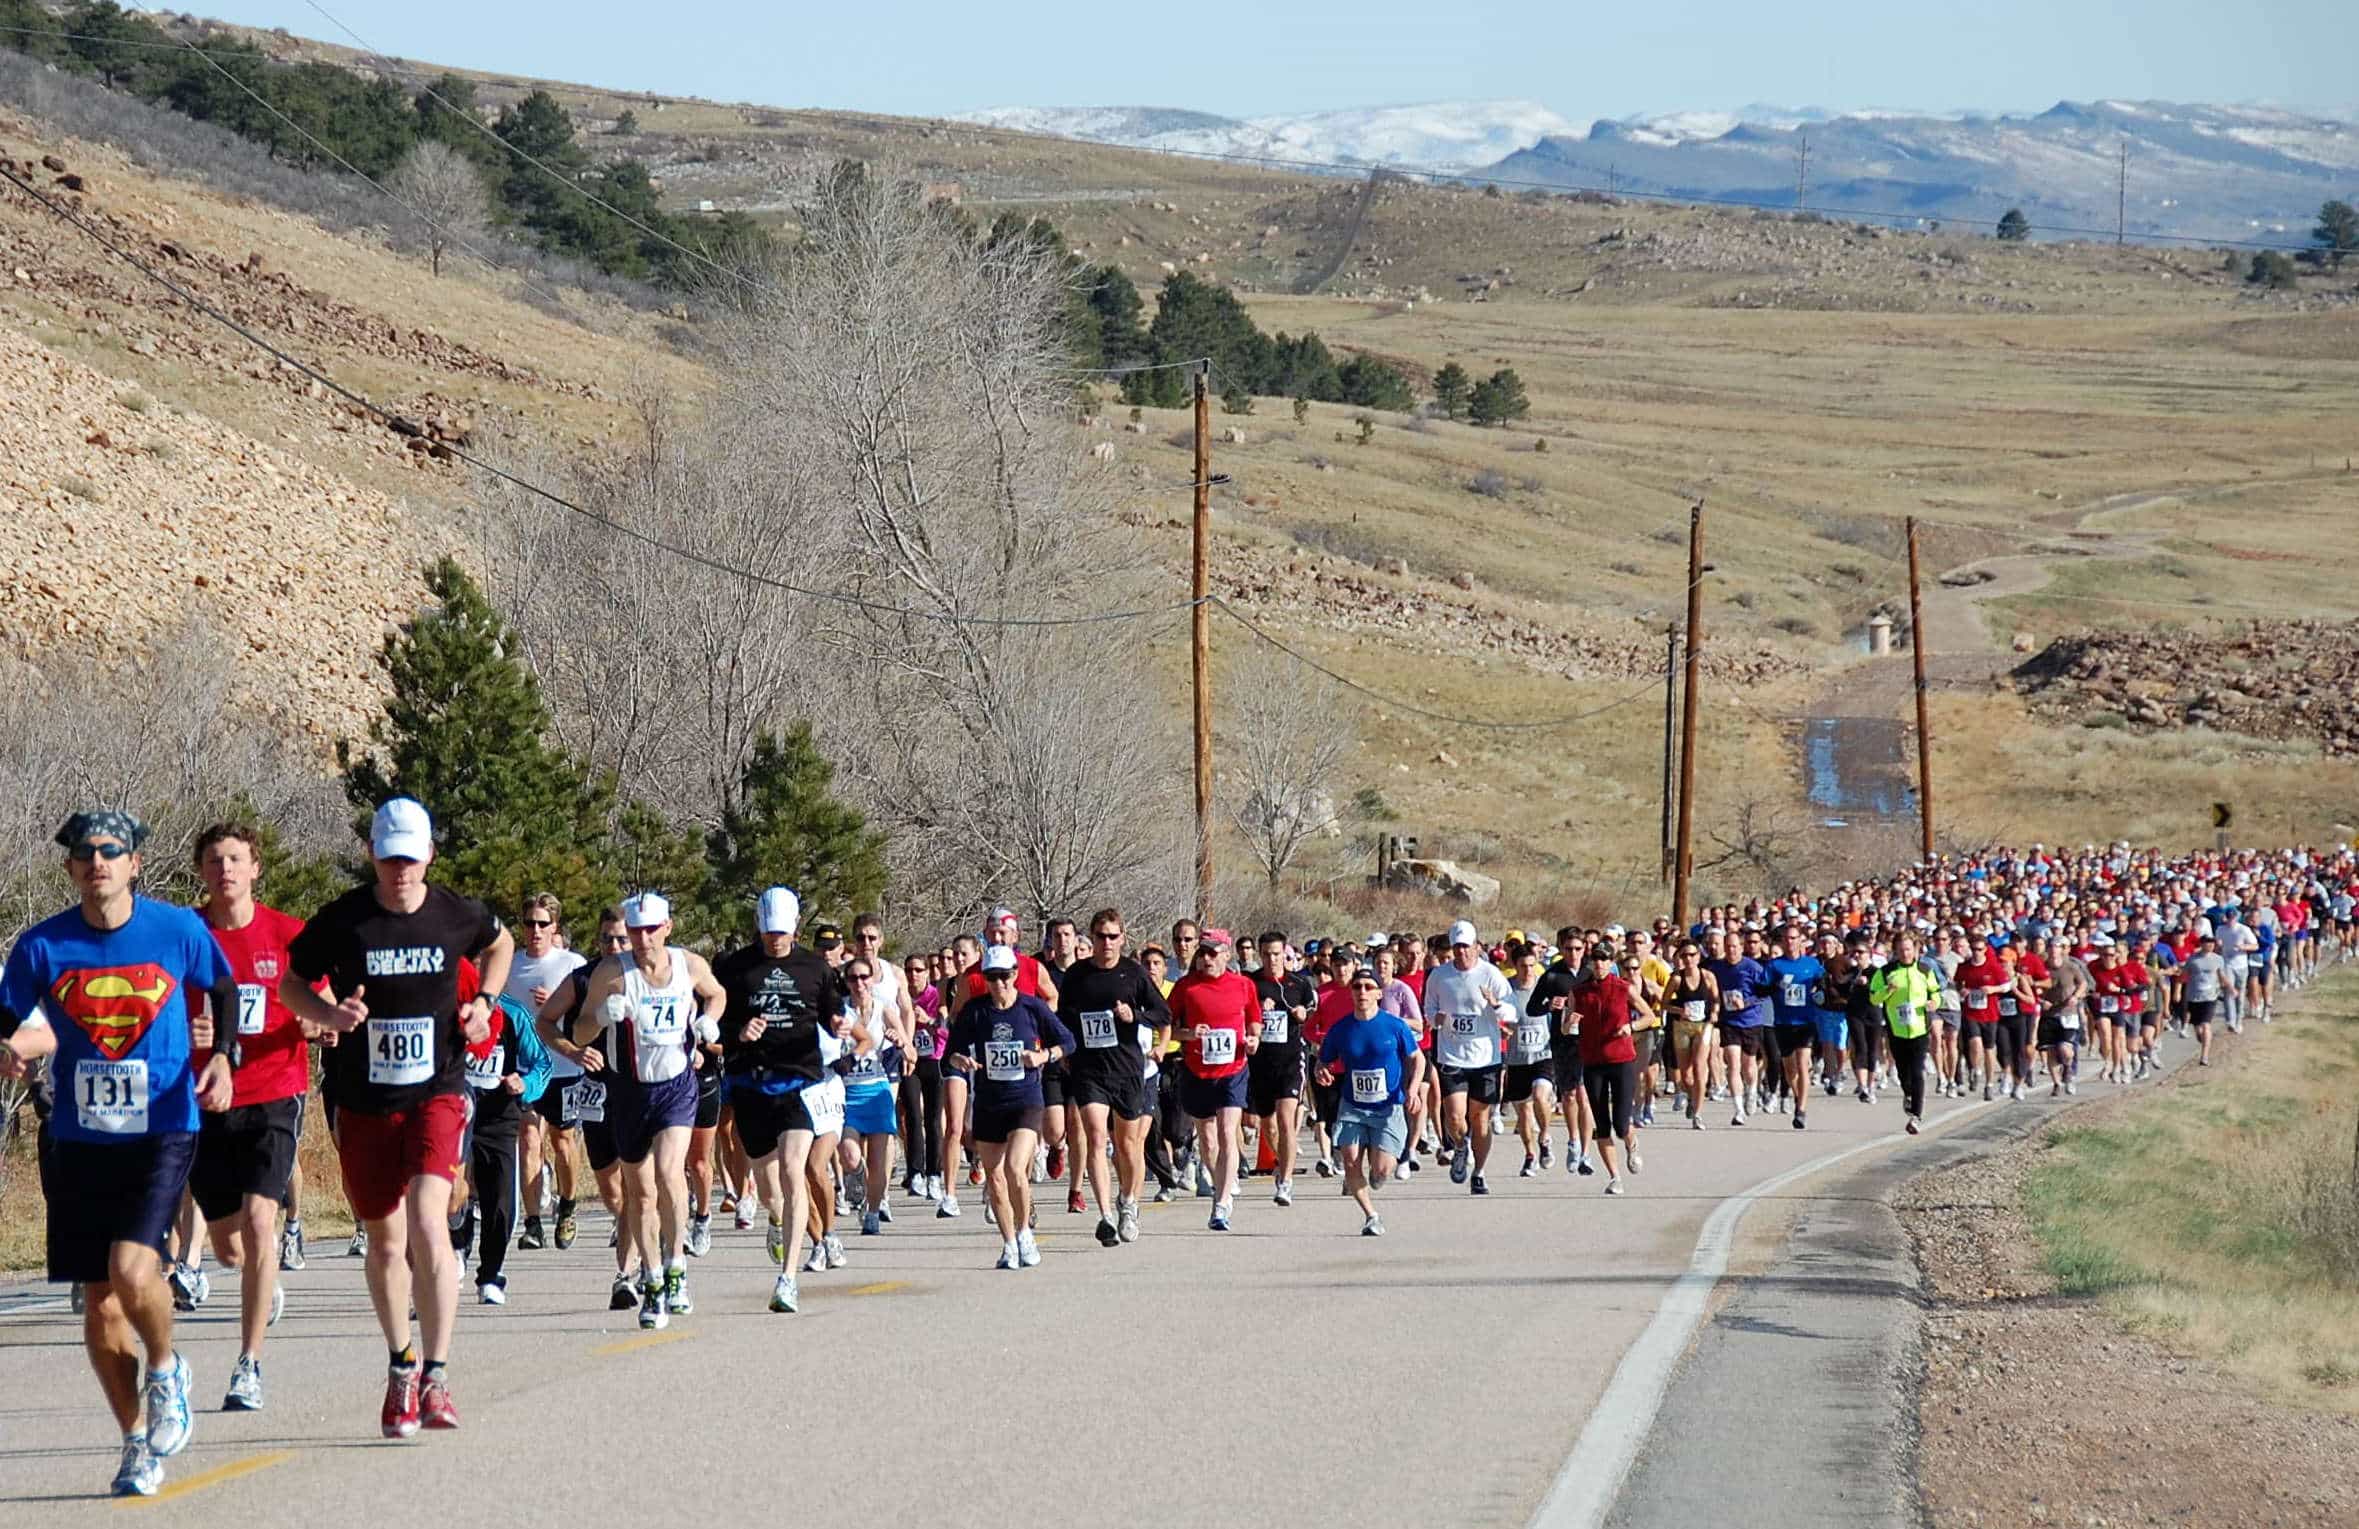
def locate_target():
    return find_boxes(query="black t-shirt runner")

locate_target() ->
[288,883,501,1115]
[713,942,845,1085]
[1055,957,1169,1083]
[1251,970,1318,1058]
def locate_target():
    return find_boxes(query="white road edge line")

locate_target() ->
[1526,1099,1994,1529]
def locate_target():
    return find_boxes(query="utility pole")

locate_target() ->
[1191,362,1214,920]
[1795,130,1809,210]
[1671,501,1705,927]
[1659,623,1679,883]
[2117,138,2128,246]
[1906,517,1936,864]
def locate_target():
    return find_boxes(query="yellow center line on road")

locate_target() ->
[591,1330,697,1357]
[119,1450,291,1505]
[845,1281,908,1296]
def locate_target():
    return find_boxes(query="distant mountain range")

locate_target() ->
[959,99,2359,245]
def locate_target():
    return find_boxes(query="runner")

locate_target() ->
[537,911,637,1308]
[1955,932,2010,1101]
[504,894,584,1254]
[1314,968,1425,1236]
[1868,931,1941,1133]
[946,945,1075,1268]
[1704,927,1770,1126]
[1169,928,1259,1230]
[185,824,312,1410]
[712,888,849,1313]
[1425,920,1514,1194]
[568,893,725,1329]
[1571,944,1649,1194]
[936,933,983,1217]
[1527,927,1598,1165]
[278,797,513,1439]
[1499,940,1557,1175]
[1037,915,1086,1213]
[1056,907,1169,1245]
[1764,923,1823,1130]
[451,959,538,1306]
[1,809,237,1495]
[1246,929,1315,1207]
[2178,932,2227,1066]
[1303,946,1354,1178]
[838,945,910,1238]
[1662,938,1718,1130]
[903,952,947,1206]
[2037,932,2091,1095]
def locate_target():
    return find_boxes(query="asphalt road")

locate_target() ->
[0,1066,2140,1525]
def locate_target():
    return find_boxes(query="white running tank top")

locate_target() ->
[608,951,695,1084]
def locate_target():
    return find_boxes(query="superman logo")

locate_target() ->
[49,963,177,1059]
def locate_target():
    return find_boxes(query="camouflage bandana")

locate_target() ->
[55,808,149,851]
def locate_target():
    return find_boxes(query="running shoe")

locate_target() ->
[1604,1177,1623,1196]
[1273,1178,1294,1207]
[1982,1082,1994,1102]
[1117,1199,1140,1243]
[2066,1080,2079,1094]
[878,1199,893,1225]
[823,1235,847,1270]
[1067,1188,1086,1215]
[803,1241,828,1274]
[664,1265,692,1316]
[1361,1213,1385,1237]
[685,1215,713,1259]
[348,1230,368,1258]
[968,1163,985,1187]
[268,1281,285,1327]
[479,1280,506,1306]
[145,1353,192,1457]
[1857,1087,1872,1104]
[608,1225,620,1249]
[279,1221,306,1271]
[770,1273,800,1312]
[1469,1174,1489,1196]
[1628,1152,1643,1173]
[1519,1155,1538,1178]
[996,1243,1019,1270]
[1399,1155,1419,1176]
[167,1263,203,1313]
[1731,1105,1747,1127]
[1152,1185,1178,1203]
[638,1281,668,1331]
[1576,1154,1595,1176]
[1194,1162,1215,1198]
[223,1354,264,1413]
[554,1215,578,1251]
[382,1364,421,1439]
[862,1209,882,1237]
[419,1373,460,1431]
[517,1218,546,1251]
[1208,1203,1232,1232]
[1905,1115,1922,1135]
[1315,1156,1336,1178]
[1793,1110,1807,1131]
[734,1200,756,1231]
[1096,1216,1120,1247]
[1046,1144,1067,1181]
[610,1273,637,1311]
[1638,1105,1656,1128]
[1539,1144,1554,1169]
[111,1433,161,1497]
[1017,1228,1041,1268]
[1449,1140,1470,1183]
[936,1193,961,1219]
[1690,1115,1705,1131]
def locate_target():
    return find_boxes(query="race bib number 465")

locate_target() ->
[368,1015,434,1086]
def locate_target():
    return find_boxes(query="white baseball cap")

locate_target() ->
[370,797,433,862]
[623,892,672,929]
[1447,919,1478,947]
[757,887,801,935]
[981,944,1018,974]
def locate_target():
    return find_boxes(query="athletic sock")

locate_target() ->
[421,1360,446,1383]
[390,1344,417,1370]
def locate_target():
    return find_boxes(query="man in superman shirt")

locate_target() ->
[0,809,240,1498]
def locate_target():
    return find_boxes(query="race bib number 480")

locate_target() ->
[75,1059,148,1134]
[368,1015,435,1086]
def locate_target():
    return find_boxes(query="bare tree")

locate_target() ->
[1219,642,1356,889]
[1695,788,1821,897]
[387,140,490,278]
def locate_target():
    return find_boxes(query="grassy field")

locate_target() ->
[2023,966,2359,1410]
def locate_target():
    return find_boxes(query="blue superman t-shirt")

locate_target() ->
[1,897,229,1144]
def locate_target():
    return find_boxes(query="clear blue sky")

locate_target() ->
[197,1,2353,121]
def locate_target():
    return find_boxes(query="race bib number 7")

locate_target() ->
[75,1059,148,1134]
[368,1015,435,1086]
[236,983,269,1037]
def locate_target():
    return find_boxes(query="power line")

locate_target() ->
[0,21,2326,254]
[1209,597,1667,732]
[0,158,1205,633]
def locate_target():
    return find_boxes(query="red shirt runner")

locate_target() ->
[1169,969,1257,1078]
[203,903,311,1107]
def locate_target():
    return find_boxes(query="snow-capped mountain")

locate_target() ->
[956,100,1577,172]
[1493,100,2359,243]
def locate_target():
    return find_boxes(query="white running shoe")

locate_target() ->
[1604,1177,1623,1196]
[1016,1228,1040,1268]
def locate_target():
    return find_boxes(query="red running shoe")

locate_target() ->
[1067,1188,1086,1215]
[1046,1144,1067,1181]
[420,1374,460,1431]
[381,1366,421,1439]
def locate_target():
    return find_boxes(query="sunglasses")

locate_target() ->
[602,933,630,948]
[523,918,555,929]
[1095,930,1124,941]
[984,970,1015,983]
[69,842,131,863]
[850,970,874,982]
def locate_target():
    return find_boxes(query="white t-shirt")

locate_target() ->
[507,946,587,1079]
[1425,960,1513,1071]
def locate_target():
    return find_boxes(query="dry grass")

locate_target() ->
[2022,966,2359,1411]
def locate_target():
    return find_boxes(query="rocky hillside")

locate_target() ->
[2012,621,2359,754]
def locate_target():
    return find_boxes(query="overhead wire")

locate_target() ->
[0,158,1206,633]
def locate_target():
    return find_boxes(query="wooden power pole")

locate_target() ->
[1659,623,1679,883]
[1906,517,1936,863]
[1671,502,1705,926]
[1795,130,1809,209]
[1191,363,1214,919]
[2116,138,2128,245]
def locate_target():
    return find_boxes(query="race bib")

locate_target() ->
[638,996,686,1044]
[1450,1012,1482,1035]
[846,1048,885,1080]
[2099,995,2119,1014]
[236,983,269,1037]
[1722,990,1748,1014]
[2060,1010,2082,1031]
[1350,1067,1388,1105]
[985,1040,1026,1082]
[367,1015,434,1087]
[562,1078,607,1122]
[914,1026,938,1060]
[1261,1012,1290,1044]
[465,1051,502,1091]
[1780,981,1807,1009]
[1080,1010,1118,1049]
[1516,1021,1549,1054]
[1682,1000,1707,1023]
[1198,1028,1237,1066]
[1997,997,2018,1017]
[1894,1001,1918,1029]
[74,1059,148,1135]
[804,1080,845,1136]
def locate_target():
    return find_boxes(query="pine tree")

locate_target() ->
[339,556,615,916]
[1432,362,1473,420]
[2316,200,2359,269]
[1337,355,1412,411]
[1468,367,1531,427]
[702,724,887,934]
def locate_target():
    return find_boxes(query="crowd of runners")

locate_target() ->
[1,795,2348,1495]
